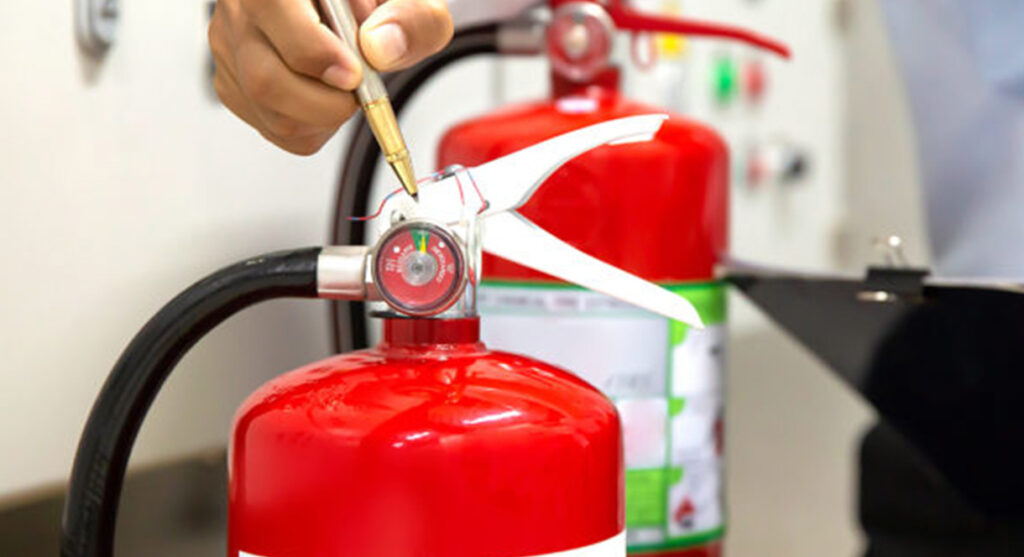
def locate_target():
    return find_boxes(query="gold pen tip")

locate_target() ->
[389,157,418,201]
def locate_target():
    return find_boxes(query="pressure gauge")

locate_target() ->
[372,221,467,317]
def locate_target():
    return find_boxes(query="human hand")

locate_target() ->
[209,0,453,155]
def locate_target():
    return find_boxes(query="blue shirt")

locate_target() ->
[880,0,1024,277]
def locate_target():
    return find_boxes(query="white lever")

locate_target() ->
[369,115,705,328]
[473,114,669,215]
[483,213,704,328]
[386,114,670,226]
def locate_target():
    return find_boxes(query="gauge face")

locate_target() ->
[373,222,465,316]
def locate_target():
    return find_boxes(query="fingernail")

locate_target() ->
[364,22,407,68]
[322,64,358,90]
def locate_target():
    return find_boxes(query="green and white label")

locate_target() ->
[478,282,726,552]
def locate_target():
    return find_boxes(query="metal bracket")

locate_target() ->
[76,0,120,55]
[856,236,929,303]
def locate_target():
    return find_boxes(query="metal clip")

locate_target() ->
[858,236,929,303]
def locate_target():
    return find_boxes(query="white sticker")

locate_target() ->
[672,325,726,396]
[618,398,668,469]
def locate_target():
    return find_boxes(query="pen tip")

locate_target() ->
[388,158,418,202]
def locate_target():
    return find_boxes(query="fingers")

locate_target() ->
[235,29,360,124]
[360,0,453,71]
[220,70,338,156]
[215,58,335,156]
[241,0,363,90]
[211,49,261,133]
[209,0,452,155]
[212,14,354,155]
[229,30,358,154]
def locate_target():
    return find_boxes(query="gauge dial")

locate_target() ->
[373,222,466,317]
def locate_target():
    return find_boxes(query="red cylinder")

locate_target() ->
[440,79,727,282]
[439,76,728,557]
[229,318,625,557]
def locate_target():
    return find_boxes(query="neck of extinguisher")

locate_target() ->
[382,317,483,348]
[552,67,622,99]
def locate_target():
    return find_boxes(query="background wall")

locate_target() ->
[841,0,930,268]
[0,1,341,501]
[0,0,930,556]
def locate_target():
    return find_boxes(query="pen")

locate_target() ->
[318,0,418,199]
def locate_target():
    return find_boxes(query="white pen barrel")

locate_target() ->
[318,0,389,102]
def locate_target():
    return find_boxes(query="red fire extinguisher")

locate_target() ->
[63,118,705,557]
[439,3,789,556]
[330,4,788,554]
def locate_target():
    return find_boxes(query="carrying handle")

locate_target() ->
[448,0,790,58]
[603,0,791,58]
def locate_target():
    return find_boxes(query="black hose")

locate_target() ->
[329,24,500,353]
[61,248,323,557]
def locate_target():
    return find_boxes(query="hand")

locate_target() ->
[209,0,453,155]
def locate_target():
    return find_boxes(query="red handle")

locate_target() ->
[604,2,791,59]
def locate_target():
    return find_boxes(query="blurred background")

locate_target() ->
[0,0,929,555]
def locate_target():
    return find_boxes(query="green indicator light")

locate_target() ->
[713,56,738,105]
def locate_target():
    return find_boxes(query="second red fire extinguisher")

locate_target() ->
[442,3,788,554]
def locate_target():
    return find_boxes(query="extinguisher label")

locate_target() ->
[478,282,727,553]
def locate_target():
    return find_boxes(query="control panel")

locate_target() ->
[624,0,846,280]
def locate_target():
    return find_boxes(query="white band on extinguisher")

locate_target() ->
[239,530,626,557]
[524,530,627,557]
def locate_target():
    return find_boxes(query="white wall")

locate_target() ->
[1,1,342,501]
[840,0,930,268]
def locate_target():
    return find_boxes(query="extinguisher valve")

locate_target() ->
[362,115,706,327]
[319,116,705,326]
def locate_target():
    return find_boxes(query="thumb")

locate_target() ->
[359,0,454,72]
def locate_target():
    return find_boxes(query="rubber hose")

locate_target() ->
[61,248,323,557]
[329,24,500,353]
